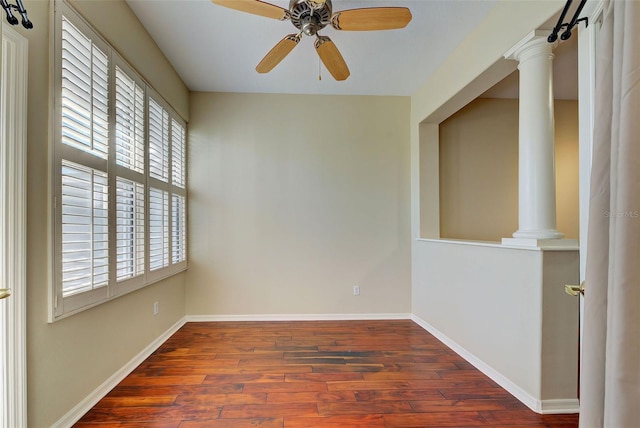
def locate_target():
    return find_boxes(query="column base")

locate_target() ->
[502,237,578,249]
[512,229,564,240]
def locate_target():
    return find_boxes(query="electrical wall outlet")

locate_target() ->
[153,301,159,315]
[353,285,360,296]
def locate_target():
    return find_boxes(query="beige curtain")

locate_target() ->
[579,1,640,426]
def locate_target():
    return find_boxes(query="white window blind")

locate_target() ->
[115,66,145,173]
[116,178,145,281]
[172,194,186,263]
[172,119,186,188]
[61,17,109,159]
[149,98,170,182]
[54,3,187,320]
[61,161,109,296]
[149,188,169,271]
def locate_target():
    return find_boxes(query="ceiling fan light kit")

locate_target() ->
[211,0,412,81]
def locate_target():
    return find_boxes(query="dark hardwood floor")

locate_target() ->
[75,320,579,427]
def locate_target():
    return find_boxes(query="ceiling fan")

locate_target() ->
[211,0,412,81]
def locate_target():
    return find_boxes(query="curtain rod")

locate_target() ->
[548,0,588,43]
[1,0,33,29]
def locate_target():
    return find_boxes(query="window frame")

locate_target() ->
[51,1,187,321]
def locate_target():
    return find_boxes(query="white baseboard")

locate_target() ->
[540,398,580,414]
[186,313,412,322]
[410,314,579,415]
[51,317,187,428]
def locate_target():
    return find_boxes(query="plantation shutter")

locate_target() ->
[61,17,109,158]
[61,161,109,296]
[114,63,146,283]
[171,194,186,263]
[171,119,186,188]
[171,119,187,264]
[149,187,169,271]
[115,66,145,173]
[59,14,110,300]
[116,178,145,281]
[148,98,170,182]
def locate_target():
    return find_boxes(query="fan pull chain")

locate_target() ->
[318,56,322,81]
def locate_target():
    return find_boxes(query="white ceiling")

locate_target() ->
[126,0,497,96]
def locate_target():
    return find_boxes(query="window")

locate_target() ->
[146,97,187,280]
[53,3,187,319]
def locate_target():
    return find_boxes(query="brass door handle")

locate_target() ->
[0,288,11,300]
[564,282,585,296]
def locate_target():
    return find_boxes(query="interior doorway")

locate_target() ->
[1,21,28,427]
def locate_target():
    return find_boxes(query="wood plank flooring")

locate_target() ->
[75,320,579,427]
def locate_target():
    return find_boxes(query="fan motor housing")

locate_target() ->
[289,0,332,36]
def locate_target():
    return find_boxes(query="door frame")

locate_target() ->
[1,21,28,427]
[577,0,604,281]
[576,0,604,383]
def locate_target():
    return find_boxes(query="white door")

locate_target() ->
[0,22,28,427]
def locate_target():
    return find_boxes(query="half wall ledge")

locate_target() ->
[417,237,579,251]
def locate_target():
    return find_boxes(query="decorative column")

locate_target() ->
[504,30,563,243]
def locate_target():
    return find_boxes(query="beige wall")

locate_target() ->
[187,92,411,316]
[19,1,188,425]
[439,98,519,241]
[438,98,579,241]
[412,241,579,404]
[555,100,580,240]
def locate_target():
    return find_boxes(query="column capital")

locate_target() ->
[504,29,556,62]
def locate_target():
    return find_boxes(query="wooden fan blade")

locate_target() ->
[314,36,350,81]
[308,0,326,9]
[331,7,412,31]
[211,0,290,20]
[256,34,301,73]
